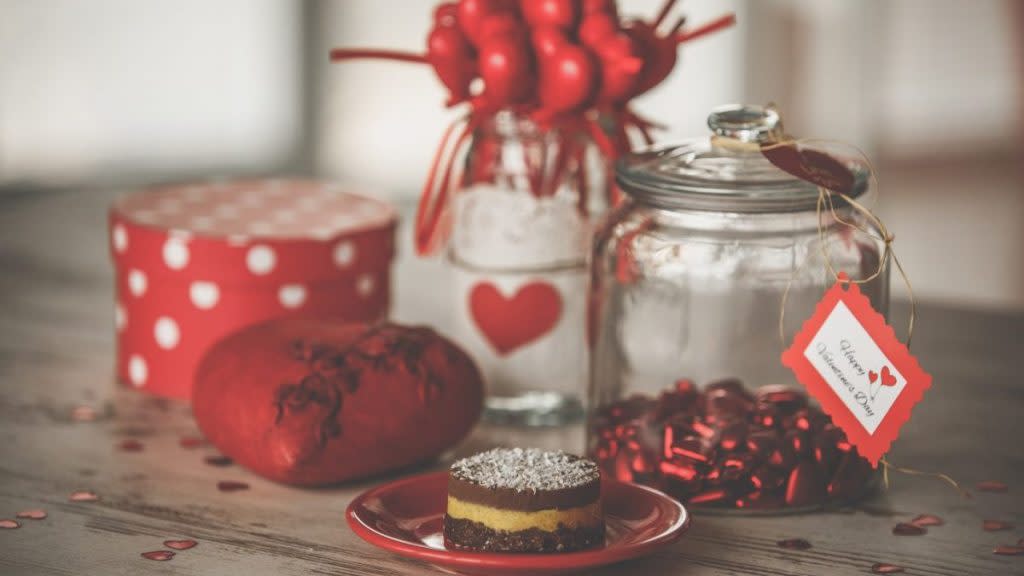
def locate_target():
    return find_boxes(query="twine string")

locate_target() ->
[879,458,973,499]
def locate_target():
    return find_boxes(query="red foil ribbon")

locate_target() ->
[590,379,874,510]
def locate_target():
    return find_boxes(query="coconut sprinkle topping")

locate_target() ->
[451,448,599,492]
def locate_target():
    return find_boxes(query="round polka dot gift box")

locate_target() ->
[108,179,397,398]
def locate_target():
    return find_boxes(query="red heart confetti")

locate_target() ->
[179,436,205,449]
[993,545,1024,556]
[163,539,198,550]
[0,519,20,529]
[118,439,144,452]
[15,509,47,520]
[70,405,98,422]
[892,522,926,536]
[976,480,1008,493]
[871,563,905,574]
[776,538,812,550]
[982,519,1013,532]
[69,490,99,502]
[217,481,249,492]
[205,455,233,467]
[910,514,944,527]
[141,551,175,561]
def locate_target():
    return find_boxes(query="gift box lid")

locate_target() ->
[109,179,398,288]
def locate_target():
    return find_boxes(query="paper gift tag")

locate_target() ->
[781,274,931,467]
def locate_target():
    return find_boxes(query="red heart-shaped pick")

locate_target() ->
[434,2,459,24]
[427,22,476,106]
[457,0,516,46]
[538,41,598,116]
[624,20,676,97]
[593,33,644,104]
[531,25,567,57]
[521,0,579,31]
[583,0,618,17]
[481,11,523,39]
[579,11,618,48]
[477,23,534,108]
[881,366,897,387]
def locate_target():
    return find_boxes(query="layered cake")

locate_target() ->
[443,448,604,553]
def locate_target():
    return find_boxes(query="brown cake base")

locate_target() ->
[443,516,605,553]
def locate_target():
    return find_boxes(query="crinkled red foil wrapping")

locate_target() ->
[590,379,874,510]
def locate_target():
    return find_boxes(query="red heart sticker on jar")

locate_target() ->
[781,274,932,467]
[469,282,562,355]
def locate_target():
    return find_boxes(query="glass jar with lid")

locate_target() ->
[586,105,885,511]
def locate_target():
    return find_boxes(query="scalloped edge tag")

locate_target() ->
[781,274,931,467]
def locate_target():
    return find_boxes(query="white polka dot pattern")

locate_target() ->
[129,355,148,387]
[214,204,240,218]
[157,198,182,213]
[154,317,180,349]
[162,238,190,270]
[357,274,375,298]
[113,180,394,239]
[189,282,220,309]
[333,241,356,268]
[191,216,216,231]
[246,245,276,275]
[278,284,307,309]
[128,269,147,297]
[112,225,128,253]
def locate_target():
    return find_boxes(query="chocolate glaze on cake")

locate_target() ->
[448,448,601,511]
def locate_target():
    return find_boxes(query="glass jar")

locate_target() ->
[586,105,885,511]
[449,111,607,426]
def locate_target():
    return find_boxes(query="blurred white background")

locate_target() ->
[0,0,1021,309]
[0,0,305,183]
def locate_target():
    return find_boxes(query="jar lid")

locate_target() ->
[616,104,868,212]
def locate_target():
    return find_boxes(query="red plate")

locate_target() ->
[346,471,690,575]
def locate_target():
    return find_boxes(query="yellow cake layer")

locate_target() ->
[446,496,603,532]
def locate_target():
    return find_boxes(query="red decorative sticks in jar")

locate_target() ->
[588,378,874,511]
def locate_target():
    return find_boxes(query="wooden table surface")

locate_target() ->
[0,185,1021,575]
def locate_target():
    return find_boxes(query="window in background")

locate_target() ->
[0,0,305,187]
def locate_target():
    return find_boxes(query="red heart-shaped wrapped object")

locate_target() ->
[521,0,580,31]
[428,20,476,106]
[537,40,598,116]
[193,320,483,486]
